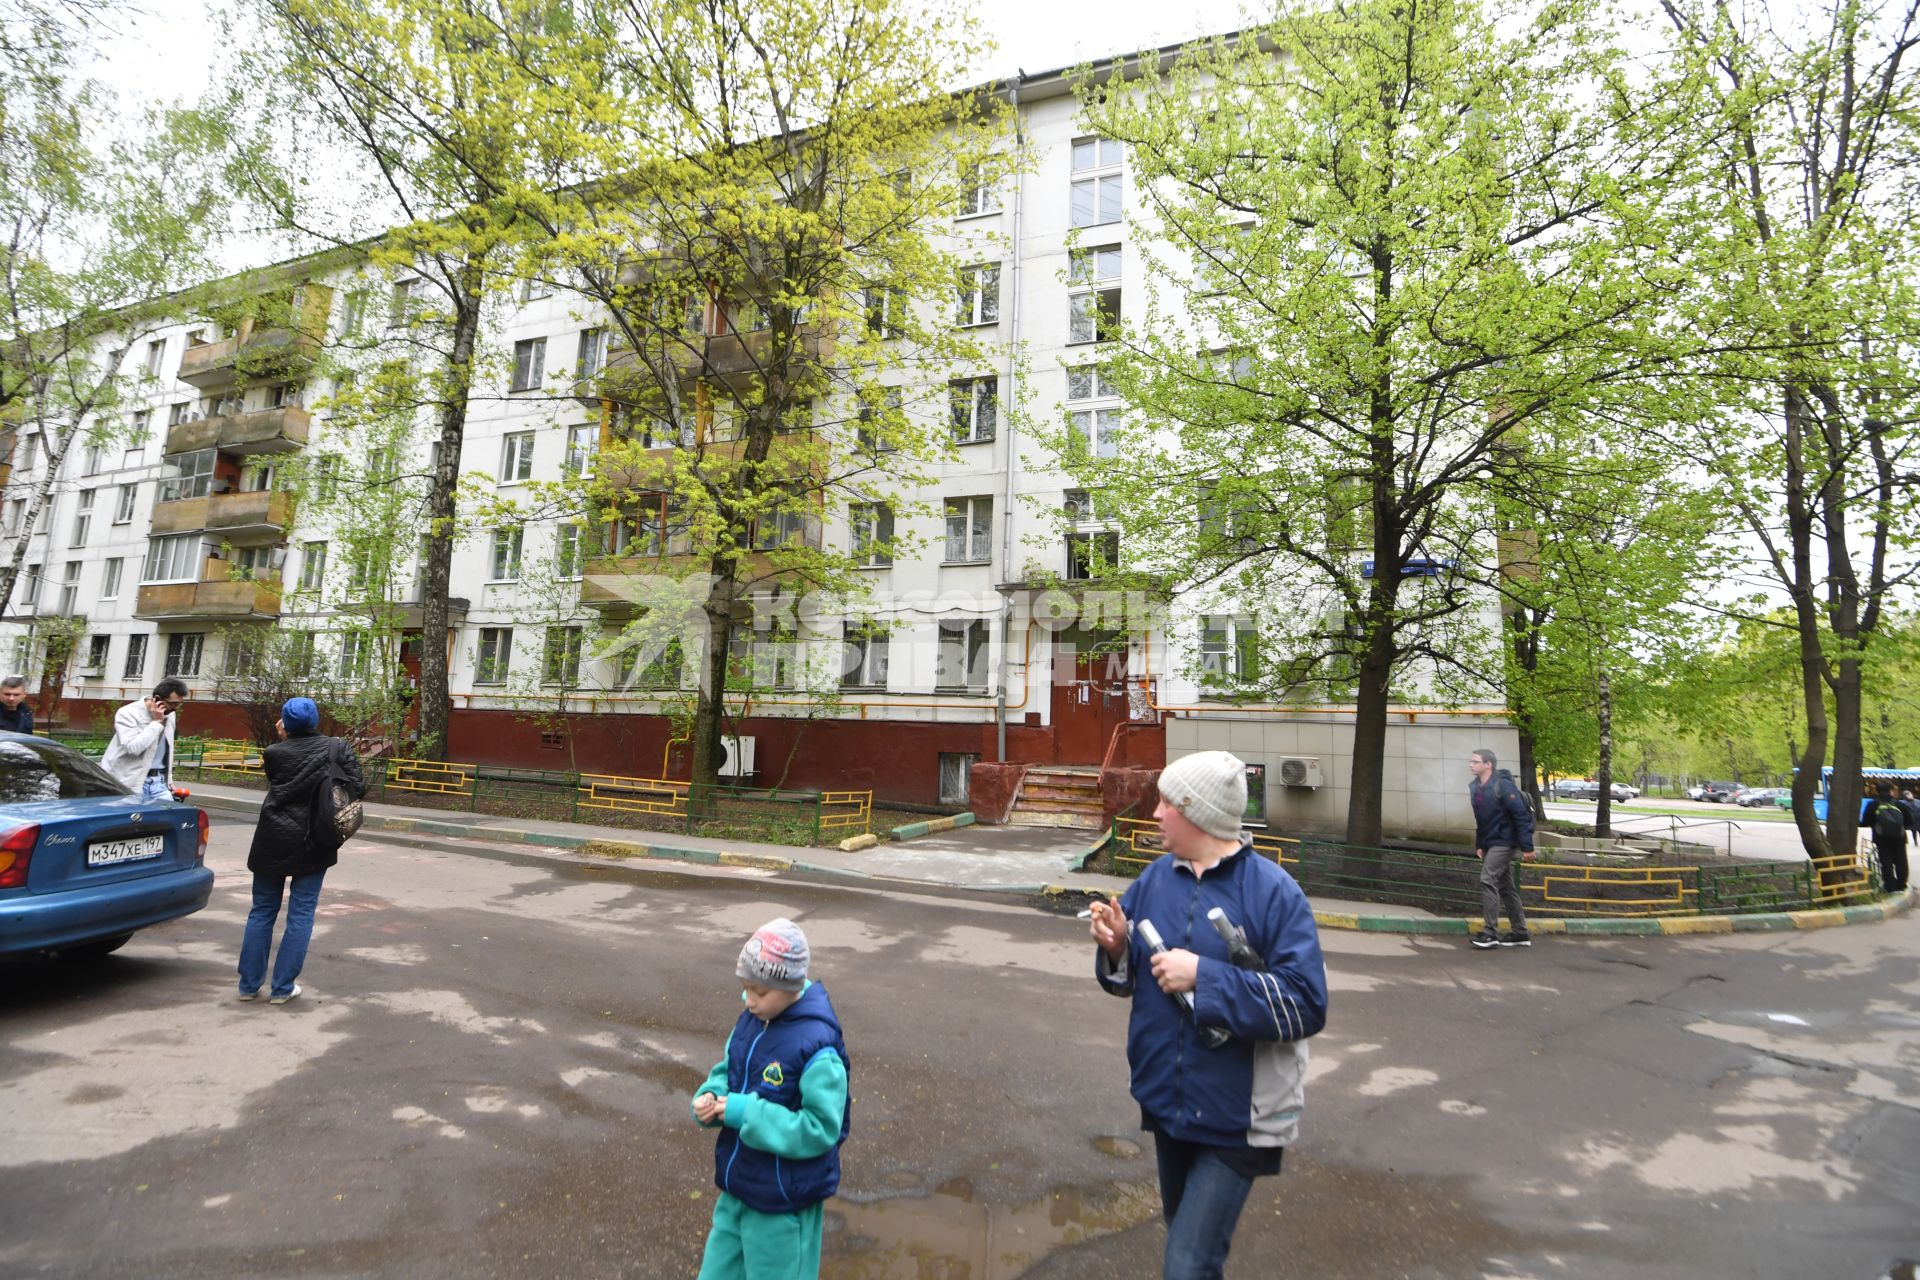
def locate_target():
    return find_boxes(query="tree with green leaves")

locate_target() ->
[1659,0,1920,860]
[1063,0,1694,847]
[496,0,1010,794]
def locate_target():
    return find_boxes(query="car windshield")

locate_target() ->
[0,736,130,803]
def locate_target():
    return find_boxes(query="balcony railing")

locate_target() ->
[165,404,311,457]
[134,576,283,621]
[148,489,293,539]
[176,284,333,391]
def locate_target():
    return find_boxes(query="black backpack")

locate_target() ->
[308,738,365,853]
[1871,800,1906,844]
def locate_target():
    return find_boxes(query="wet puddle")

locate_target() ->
[823,1174,1160,1278]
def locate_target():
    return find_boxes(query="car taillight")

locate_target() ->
[196,810,210,863]
[0,824,39,889]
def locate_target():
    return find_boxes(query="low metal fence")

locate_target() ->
[818,790,873,838]
[1106,819,1885,918]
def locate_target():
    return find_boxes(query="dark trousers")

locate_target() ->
[1874,839,1909,893]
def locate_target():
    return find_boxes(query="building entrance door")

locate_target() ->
[1050,628,1131,764]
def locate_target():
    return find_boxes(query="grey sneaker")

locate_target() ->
[236,989,259,1002]
[1498,931,1533,948]
[269,983,302,1005]
[1470,930,1501,949]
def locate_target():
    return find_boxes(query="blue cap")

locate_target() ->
[281,697,320,733]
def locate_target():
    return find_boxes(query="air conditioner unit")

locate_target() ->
[719,735,756,778]
[1276,756,1323,788]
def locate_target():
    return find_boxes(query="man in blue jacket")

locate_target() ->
[1089,750,1328,1280]
[1468,748,1536,949]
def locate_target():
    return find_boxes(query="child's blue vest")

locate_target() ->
[714,982,850,1214]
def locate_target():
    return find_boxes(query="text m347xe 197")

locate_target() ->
[0,732,212,960]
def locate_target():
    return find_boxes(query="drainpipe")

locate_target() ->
[994,70,1027,764]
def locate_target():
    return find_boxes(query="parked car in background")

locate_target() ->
[1609,782,1641,801]
[1699,781,1744,802]
[1737,787,1788,807]
[0,733,213,960]
[1551,779,1601,800]
[1686,783,1707,800]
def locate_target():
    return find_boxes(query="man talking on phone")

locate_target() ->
[101,678,190,802]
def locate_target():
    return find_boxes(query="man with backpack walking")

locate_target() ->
[1867,782,1911,894]
[1468,748,1536,950]
[236,697,365,1005]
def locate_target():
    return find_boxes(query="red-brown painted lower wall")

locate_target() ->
[1103,767,1161,829]
[967,762,1030,824]
[45,694,1169,811]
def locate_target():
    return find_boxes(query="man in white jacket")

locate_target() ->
[100,679,189,801]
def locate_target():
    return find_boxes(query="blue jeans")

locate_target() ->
[238,870,326,998]
[140,774,172,803]
[1153,1132,1259,1280]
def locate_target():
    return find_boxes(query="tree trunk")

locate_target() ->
[1507,604,1545,818]
[689,568,738,804]
[0,418,82,611]
[414,261,484,761]
[1594,666,1613,840]
[1780,386,1834,859]
[1827,654,1865,862]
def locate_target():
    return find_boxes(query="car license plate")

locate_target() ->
[87,835,165,867]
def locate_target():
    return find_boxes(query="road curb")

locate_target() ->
[888,812,976,841]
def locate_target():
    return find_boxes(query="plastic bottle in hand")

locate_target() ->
[1137,917,1231,1049]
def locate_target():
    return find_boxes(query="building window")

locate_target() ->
[84,634,110,671]
[269,382,303,409]
[124,411,152,465]
[311,453,340,503]
[285,630,317,676]
[70,490,93,547]
[1070,135,1124,227]
[20,564,39,607]
[936,618,990,690]
[489,527,524,581]
[855,386,902,454]
[475,627,513,684]
[575,327,607,379]
[841,623,889,689]
[1243,762,1268,826]
[157,449,214,503]
[939,752,978,805]
[100,558,123,600]
[750,503,809,552]
[143,338,167,376]
[499,431,535,482]
[863,285,905,339]
[1068,406,1123,458]
[943,496,992,565]
[1068,245,1122,344]
[83,444,103,475]
[298,541,327,592]
[523,276,553,303]
[168,401,195,426]
[949,376,998,444]
[555,524,584,579]
[1199,615,1261,685]
[958,161,997,217]
[336,632,371,681]
[955,264,1000,327]
[123,633,148,680]
[57,561,79,615]
[341,288,370,336]
[850,502,894,568]
[1066,529,1120,580]
[114,483,137,524]
[164,632,204,678]
[616,636,683,689]
[741,625,801,690]
[233,545,274,580]
[388,277,420,328]
[142,534,200,584]
[543,626,583,685]
[510,337,546,392]
[564,423,596,475]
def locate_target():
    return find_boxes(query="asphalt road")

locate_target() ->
[1,821,1916,1279]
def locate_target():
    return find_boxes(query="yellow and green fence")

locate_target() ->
[1107,817,1883,918]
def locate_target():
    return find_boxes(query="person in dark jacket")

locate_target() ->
[1089,750,1328,1280]
[690,918,849,1280]
[0,676,33,735]
[1866,782,1910,894]
[236,697,363,1005]
[1468,748,1536,950]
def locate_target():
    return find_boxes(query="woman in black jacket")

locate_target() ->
[236,697,364,1005]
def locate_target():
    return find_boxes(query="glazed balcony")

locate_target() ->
[165,404,312,457]
[148,489,294,541]
[177,285,333,392]
[135,561,282,622]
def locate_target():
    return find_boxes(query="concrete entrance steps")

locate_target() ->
[1008,765,1106,830]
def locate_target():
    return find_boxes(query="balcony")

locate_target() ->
[177,284,334,392]
[148,490,294,540]
[135,572,283,622]
[165,404,311,457]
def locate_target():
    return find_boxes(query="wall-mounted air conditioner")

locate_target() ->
[1276,756,1323,788]
[720,735,756,778]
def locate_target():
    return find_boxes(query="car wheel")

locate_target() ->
[60,934,133,962]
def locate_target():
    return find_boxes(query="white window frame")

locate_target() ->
[143,338,167,376]
[157,449,214,503]
[1070,135,1125,228]
[543,625,583,685]
[142,534,200,584]
[1199,615,1260,685]
[850,502,894,568]
[298,541,328,592]
[841,623,890,689]
[489,527,524,581]
[122,632,148,680]
[164,631,204,678]
[475,627,513,684]
[575,327,607,379]
[57,561,79,615]
[100,557,123,600]
[510,337,547,392]
[936,618,991,691]
[499,431,535,483]
[955,264,1000,327]
[1068,245,1123,345]
[957,160,998,217]
[949,376,998,444]
[70,490,93,548]
[1068,406,1124,458]
[943,496,993,565]
[564,423,597,474]
[555,523,584,579]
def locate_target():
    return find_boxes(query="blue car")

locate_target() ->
[0,731,213,959]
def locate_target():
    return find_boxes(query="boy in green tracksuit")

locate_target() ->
[691,918,850,1280]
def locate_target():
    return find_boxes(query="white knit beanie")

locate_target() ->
[736,917,810,991]
[1157,750,1249,840]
